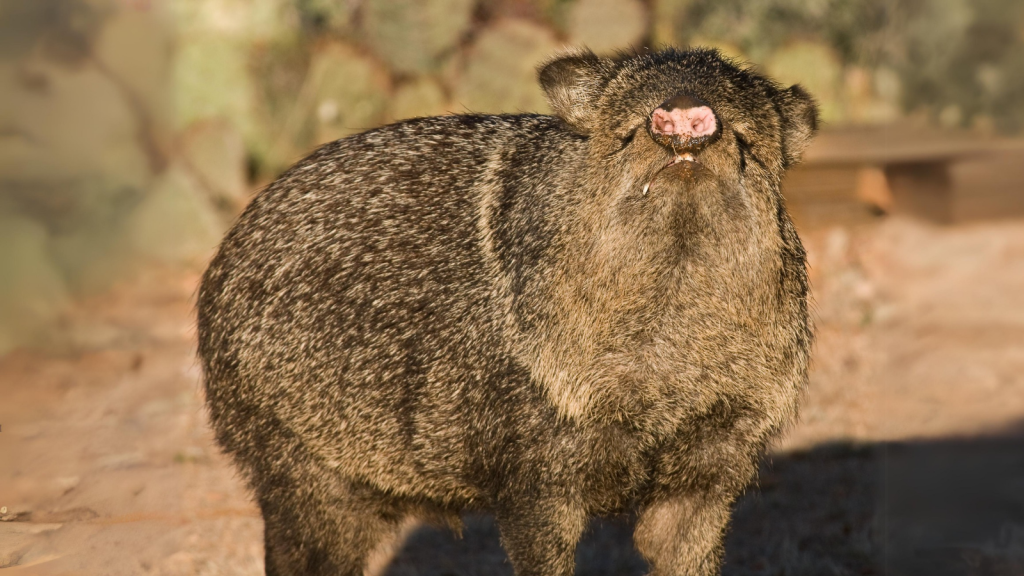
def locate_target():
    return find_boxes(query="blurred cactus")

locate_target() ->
[0,0,110,66]
[173,35,254,135]
[362,0,476,74]
[566,0,647,54]
[454,19,559,114]
[297,0,357,35]
[249,37,311,177]
[123,167,225,265]
[765,41,844,124]
[0,210,71,355]
[179,120,248,212]
[308,43,392,143]
[171,0,299,42]
[389,77,450,121]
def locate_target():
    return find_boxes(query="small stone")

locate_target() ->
[54,476,80,495]
[97,452,146,471]
[567,0,648,54]
[1,507,7,515]
[454,19,561,115]
[181,446,206,462]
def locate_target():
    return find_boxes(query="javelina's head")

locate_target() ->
[539,48,818,216]
[497,50,818,425]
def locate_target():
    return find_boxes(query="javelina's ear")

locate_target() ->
[538,49,611,135]
[776,84,819,167]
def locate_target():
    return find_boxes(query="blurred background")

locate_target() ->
[1,0,1023,574]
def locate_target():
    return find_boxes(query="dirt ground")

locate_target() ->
[2,216,1024,576]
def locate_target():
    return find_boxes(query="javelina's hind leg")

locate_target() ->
[633,494,734,576]
[494,500,587,576]
[258,477,400,576]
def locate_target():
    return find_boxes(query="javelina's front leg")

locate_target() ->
[633,492,736,576]
[258,477,401,576]
[633,413,763,576]
[494,498,588,576]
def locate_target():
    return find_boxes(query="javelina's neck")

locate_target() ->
[486,138,807,432]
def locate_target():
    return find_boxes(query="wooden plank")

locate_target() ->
[950,149,1024,221]
[802,126,1015,166]
[782,127,1024,226]
[887,162,953,223]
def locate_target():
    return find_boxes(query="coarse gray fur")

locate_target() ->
[197,48,819,576]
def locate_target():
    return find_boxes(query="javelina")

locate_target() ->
[197,48,818,576]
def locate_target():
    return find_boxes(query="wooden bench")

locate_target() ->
[783,126,1024,227]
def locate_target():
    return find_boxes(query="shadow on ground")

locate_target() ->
[380,423,1024,576]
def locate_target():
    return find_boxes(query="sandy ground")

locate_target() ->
[2,216,1024,575]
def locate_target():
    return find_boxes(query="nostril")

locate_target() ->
[687,107,717,136]
[651,109,677,135]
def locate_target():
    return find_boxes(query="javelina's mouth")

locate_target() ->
[642,153,698,195]
[666,152,697,167]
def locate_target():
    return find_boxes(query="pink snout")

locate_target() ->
[650,104,717,139]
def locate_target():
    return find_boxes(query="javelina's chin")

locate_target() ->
[649,156,703,189]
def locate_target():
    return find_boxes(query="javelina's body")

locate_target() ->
[197,48,818,576]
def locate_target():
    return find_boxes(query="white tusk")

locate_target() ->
[642,182,650,195]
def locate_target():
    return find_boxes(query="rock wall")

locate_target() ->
[1,0,1022,353]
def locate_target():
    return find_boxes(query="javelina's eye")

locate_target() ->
[615,127,639,153]
[733,130,762,173]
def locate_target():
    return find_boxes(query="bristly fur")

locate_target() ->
[197,47,818,576]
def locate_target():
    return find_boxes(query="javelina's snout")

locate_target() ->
[649,93,721,153]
